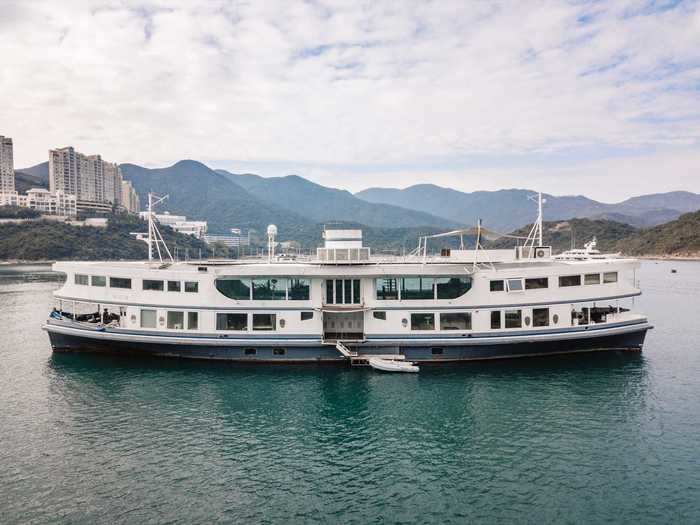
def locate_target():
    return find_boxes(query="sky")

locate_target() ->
[1,0,699,202]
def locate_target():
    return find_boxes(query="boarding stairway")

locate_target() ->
[335,341,358,358]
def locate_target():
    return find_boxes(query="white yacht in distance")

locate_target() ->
[43,194,651,366]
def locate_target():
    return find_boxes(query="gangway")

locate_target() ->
[335,341,358,358]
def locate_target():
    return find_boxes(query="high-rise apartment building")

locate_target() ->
[121,180,140,213]
[0,135,15,194]
[49,146,123,213]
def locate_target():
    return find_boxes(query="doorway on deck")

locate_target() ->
[323,310,364,341]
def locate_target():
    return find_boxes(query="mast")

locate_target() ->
[147,193,153,262]
[537,191,543,247]
[146,192,173,264]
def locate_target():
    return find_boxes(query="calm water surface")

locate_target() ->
[1,261,699,524]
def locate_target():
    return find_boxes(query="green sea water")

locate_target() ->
[1,261,699,524]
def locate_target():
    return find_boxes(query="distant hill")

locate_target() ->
[0,214,209,261]
[614,210,700,256]
[16,161,49,181]
[355,185,700,231]
[121,161,315,237]
[217,170,457,229]
[14,170,49,193]
[13,161,50,193]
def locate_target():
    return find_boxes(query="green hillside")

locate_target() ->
[615,210,700,256]
[220,171,457,229]
[491,218,638,254]
[0,214,210,261]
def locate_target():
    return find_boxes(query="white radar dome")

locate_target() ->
[267,224,278,236]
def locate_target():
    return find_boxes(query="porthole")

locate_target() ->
[279,318,286,328]
[273,348,286,356]
[524,316,531,326]
[159,316,165,326]
[401,318,408,327]
[130,314,136,323]
[553,314,559,324]
[432,347,444,355]
[244,348,256,356]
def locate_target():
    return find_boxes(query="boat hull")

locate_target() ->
[45,322,650,364]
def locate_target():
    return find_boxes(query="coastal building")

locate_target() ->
[49,146,122,214]
[121,180,140,213]
[202,228,251,248]
[0,135,14,194]
[0,188,77,217]
[139,211,208,238]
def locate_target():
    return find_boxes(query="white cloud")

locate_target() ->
[1,0,698,199]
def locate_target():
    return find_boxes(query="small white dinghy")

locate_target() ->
[368,357,420,373]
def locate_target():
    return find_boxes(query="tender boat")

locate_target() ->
[368,357,419,373]
[43,193,652,366]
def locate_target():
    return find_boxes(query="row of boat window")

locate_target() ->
[375,276,472,301]
[490,272,618,292]
[405,308,555,330]
[75,274,199,293]
[139,310,316,330]
[215,278,311,301]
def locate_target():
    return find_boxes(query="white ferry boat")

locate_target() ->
[43,195,651,367]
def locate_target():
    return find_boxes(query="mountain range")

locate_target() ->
[14,160,700,248]
[355,185,700,231]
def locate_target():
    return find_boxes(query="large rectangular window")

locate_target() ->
[167,280,181,292]
[505,310,522,329]
[167,311,184,329]
[525,277,548,289]
[376,278,399,300]
[252,278,287,300]
[216,313,247,330]
[91,275,106,287]
[110,277,132,289]
[184,281,199,293]
[559,275,581,287]
[288,278,310,300]
[440,312,471,330]
[490,280,504,292]
[187,312,198,330]
[252,313,276,331]
[326,280,334,304]
[584,273,601,285]
[343,279,352,304]
[326,279,360,304]
[603,272,618,283]
[402,277,435,300]
[491,311,501,329]
[216,279,251,300]
[143,279,164,291]
[533,308,549,327]
[436,277,472,299]
[140,309,156,328]
[411,313,435,330]
[75,274,89,285]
